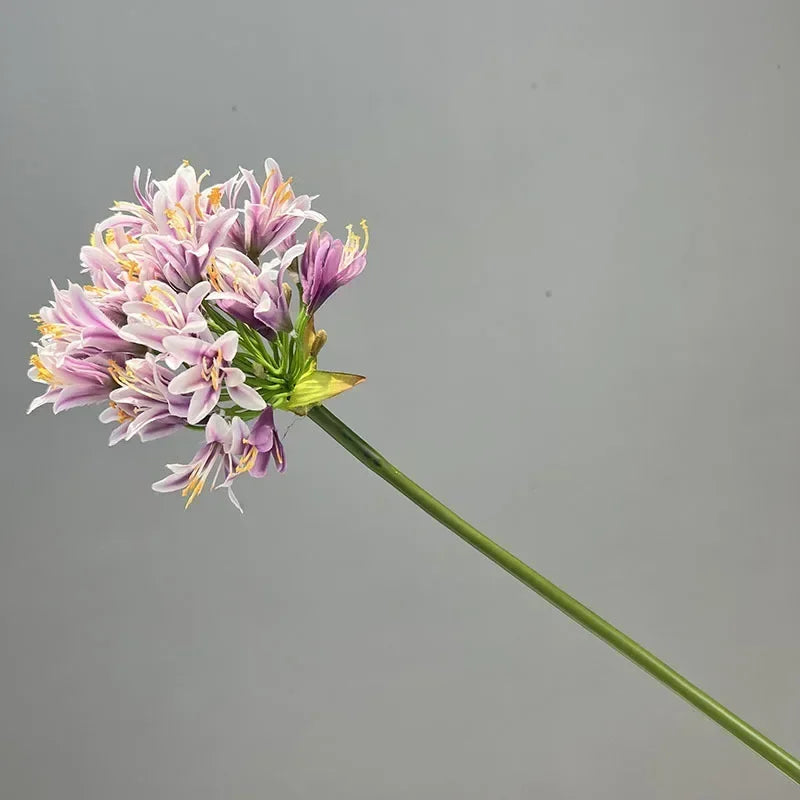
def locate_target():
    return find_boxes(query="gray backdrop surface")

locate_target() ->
[1,1,799,797]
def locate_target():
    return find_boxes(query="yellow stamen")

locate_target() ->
[261,169,276,198]
[236,444,258,474]
[211,351,222,391]
[108,360,134,386]
[343,219,369,265]
[30,354,55,384]
[165,204,191,239]
[104,229,116,246]
[182,463,206,508]
[263,174,294,205]
[37,321,67,338]
[207,258,223,292]
[118,258,140,280]
[200,351,223,392]
[109,401,135,424]
[194,192,206,220]
[182,159,191,167]
[275,177,294,205]
[143,284,175,312]
[89,232,96,246]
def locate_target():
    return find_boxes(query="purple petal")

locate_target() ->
[137,416,185,442]
[152,465,194,493]
[205,413,231,445]
[127,407,170,438]
[168,364,206,395]
[200,208,239,253]
[68,283,114,329]
[53,384,109,413]
[227,382,266,411]
[108,421,133,446]
[163,334,210,365]
[27,388,58,414]
[185,280,211,311]
[222,367,245,387]
[214,330,239,362]
[119,323,167,350]
[187,384,220,424]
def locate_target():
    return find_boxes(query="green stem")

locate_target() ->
[307,404,800,785]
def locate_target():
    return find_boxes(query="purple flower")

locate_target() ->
[120,280,212,367]
[104,162,239,292]
[164,330,265,424]
[143,209,238,291]
[232,407,285,479]
[27,348,117,414]
[299,221,368,314]
[226,158,325,261]
[80,215,154,289]
[206,245,303,337]
[99,354,190,445]
[31,282,138,358]
[151,414,251,510]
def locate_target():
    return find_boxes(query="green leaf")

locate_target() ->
[284,370,365,415]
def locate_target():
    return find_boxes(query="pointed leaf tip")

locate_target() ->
[285,370,365,414]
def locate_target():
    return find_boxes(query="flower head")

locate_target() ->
[28,156,367,510]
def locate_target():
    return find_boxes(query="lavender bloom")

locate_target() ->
[32,282,138,358]
[120,280,211,367]
[99,354,190,445]
[151,414,250,510]
[234,407,285,478]
[227,158,325,260]
[164,330,265,424]
[206,245,303,337]
[27,348,117,414]
[105,162,238,292]
[143,209,238,291]
[80,215,153,288]
[299,221,368,314]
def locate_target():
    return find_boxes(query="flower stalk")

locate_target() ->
[307,403,800,786]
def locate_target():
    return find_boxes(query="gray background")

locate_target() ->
[1,1,798,797]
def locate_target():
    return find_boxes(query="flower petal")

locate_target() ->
[205,413,231,445]
[187,384,220,424]
[227,381,266,411]
[215,330,239,362]
[168,364,206,395]
[53,384,109,413]
[163,334,210,365]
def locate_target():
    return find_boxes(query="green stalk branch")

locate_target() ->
[307,404,800,785]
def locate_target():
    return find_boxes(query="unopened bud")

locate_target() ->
[252,362,266,378]
[282,282,292,305]
[310,329,328,357]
